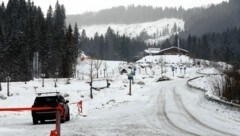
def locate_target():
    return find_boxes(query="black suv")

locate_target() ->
[31,92,70,124]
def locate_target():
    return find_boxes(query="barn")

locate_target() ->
[144,46,189,56]
[159,46,189,55]
[144,48,161,56]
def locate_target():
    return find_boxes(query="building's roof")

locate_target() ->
[160,46,188,53]
[144,48,161,54]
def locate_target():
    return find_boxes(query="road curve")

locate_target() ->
[152,80,237,136]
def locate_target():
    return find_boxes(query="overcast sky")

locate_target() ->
[1,0,228,15]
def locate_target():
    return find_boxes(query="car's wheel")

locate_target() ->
[33,118,38,125]
[61,117,65,123]
[66,112,70,121]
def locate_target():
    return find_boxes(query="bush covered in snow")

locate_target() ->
[0,94,7,100]
[222,68,240,104]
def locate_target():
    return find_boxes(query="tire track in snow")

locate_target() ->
[173,88,236,136]
[139,86,169,135]
[157,88,199,136]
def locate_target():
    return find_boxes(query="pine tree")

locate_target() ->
[0,2,5,22]
[120,35,129,61]
[62,24,74,77]
[73,23,80,61]
[105,27,115,59]
[81,29,87,39]
[42,5,54,77]
[171,23,177,33]
[52,1,66,77]
[201,34,209,59]
[98,35,105,59]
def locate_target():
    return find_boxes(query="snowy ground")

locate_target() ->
[0,55,240,136]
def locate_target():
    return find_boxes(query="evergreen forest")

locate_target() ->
[0,0,146,81]
[0,0,240,82]
[0,0,79,81]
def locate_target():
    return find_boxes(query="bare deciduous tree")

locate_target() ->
[211,75,225,97]
[103,61,108,78]
[222,68,240,104]
[89,58,95,99]
[94,59,102,78]
[82,58,96,99]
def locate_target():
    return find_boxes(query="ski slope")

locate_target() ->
[0,55,240,136]
[79,18,184,44]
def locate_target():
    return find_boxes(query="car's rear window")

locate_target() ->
[34,96,58,104]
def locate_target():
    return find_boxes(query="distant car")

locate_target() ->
[31,92,70,124]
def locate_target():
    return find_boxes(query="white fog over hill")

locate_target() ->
[79,18,184,44]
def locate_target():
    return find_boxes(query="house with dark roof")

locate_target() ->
[144,48,161,56]
[144,46,189,56]
[159,46,189,55]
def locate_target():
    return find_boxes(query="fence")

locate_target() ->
[0,105,63,136]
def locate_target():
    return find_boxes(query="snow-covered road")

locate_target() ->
[154,80,238,136]
[66,78,239,136]
[73,79,239,136]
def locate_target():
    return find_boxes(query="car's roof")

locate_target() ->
[35,95,62,98]
[36,92,62,97]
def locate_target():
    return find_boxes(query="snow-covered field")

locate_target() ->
[79,18,184,44]
[0,55,240,136]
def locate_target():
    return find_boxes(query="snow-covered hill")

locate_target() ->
[79,18,184,44]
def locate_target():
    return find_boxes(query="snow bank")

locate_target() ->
[137,55,192,65]
[197,67,222,75]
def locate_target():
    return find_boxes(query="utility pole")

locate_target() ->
[55,71,58,87]
[128,73,134,96]
[129,79,132,95]
[6,76,11,96]
[171,66,175,77]
[178,38,180,53]
[41,74,45,87]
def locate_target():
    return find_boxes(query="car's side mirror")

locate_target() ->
[66,100,69,104]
